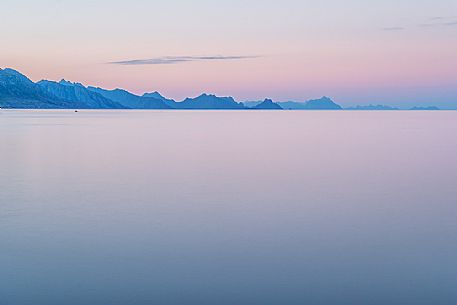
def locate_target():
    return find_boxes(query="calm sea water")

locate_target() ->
[1,110,456,305]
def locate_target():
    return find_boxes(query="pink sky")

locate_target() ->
[2,0,457,106]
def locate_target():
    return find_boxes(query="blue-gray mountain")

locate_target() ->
[253,99,283,110]
[0,68,80,109]
[142,91,176,107]
[245,97,342,110]
[38,80,125,109]
[177,94,245,109]
[0,68,124,109]
[279,97,342,110]
[87,87,171,109]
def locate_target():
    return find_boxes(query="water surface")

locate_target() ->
[1,110,456,305]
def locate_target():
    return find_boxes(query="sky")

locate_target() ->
[1,0,457,106]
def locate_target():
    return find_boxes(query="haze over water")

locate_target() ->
[1,110,456,305]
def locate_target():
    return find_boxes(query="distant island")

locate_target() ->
[345,104,400,110]
[345,104,441,111]
[0,68,447,110]
[246,97,342,110]
[409,106,440,110]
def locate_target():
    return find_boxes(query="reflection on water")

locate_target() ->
[1,110,456,305]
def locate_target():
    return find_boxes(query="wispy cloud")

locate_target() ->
[382,27,405,31]
[109,55,260,65]
[420,16,457,27]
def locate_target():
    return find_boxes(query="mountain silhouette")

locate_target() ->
[0,68,445,110]
[142,91,176,107]
[88,87,171,109]
[0,68,72,108]
[176,94,245,109]
[38,80,124,109]
[278,97,342,110]
[252,99,283,109]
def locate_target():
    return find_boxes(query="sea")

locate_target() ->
[1,110,456,305]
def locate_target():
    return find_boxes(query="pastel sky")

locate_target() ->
[2,0,457,106]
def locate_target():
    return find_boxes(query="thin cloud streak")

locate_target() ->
[382,27,405,31]
[419,16,457,27]
[110,55,260,65]
[429,16,445,21]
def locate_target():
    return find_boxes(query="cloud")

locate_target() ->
[420,16,457,27]
[110,55,260,65]
[382,27,405,31]
[429,16,445,21]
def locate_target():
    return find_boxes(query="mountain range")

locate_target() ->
[0,68,448,110]
[0,68,343,110]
